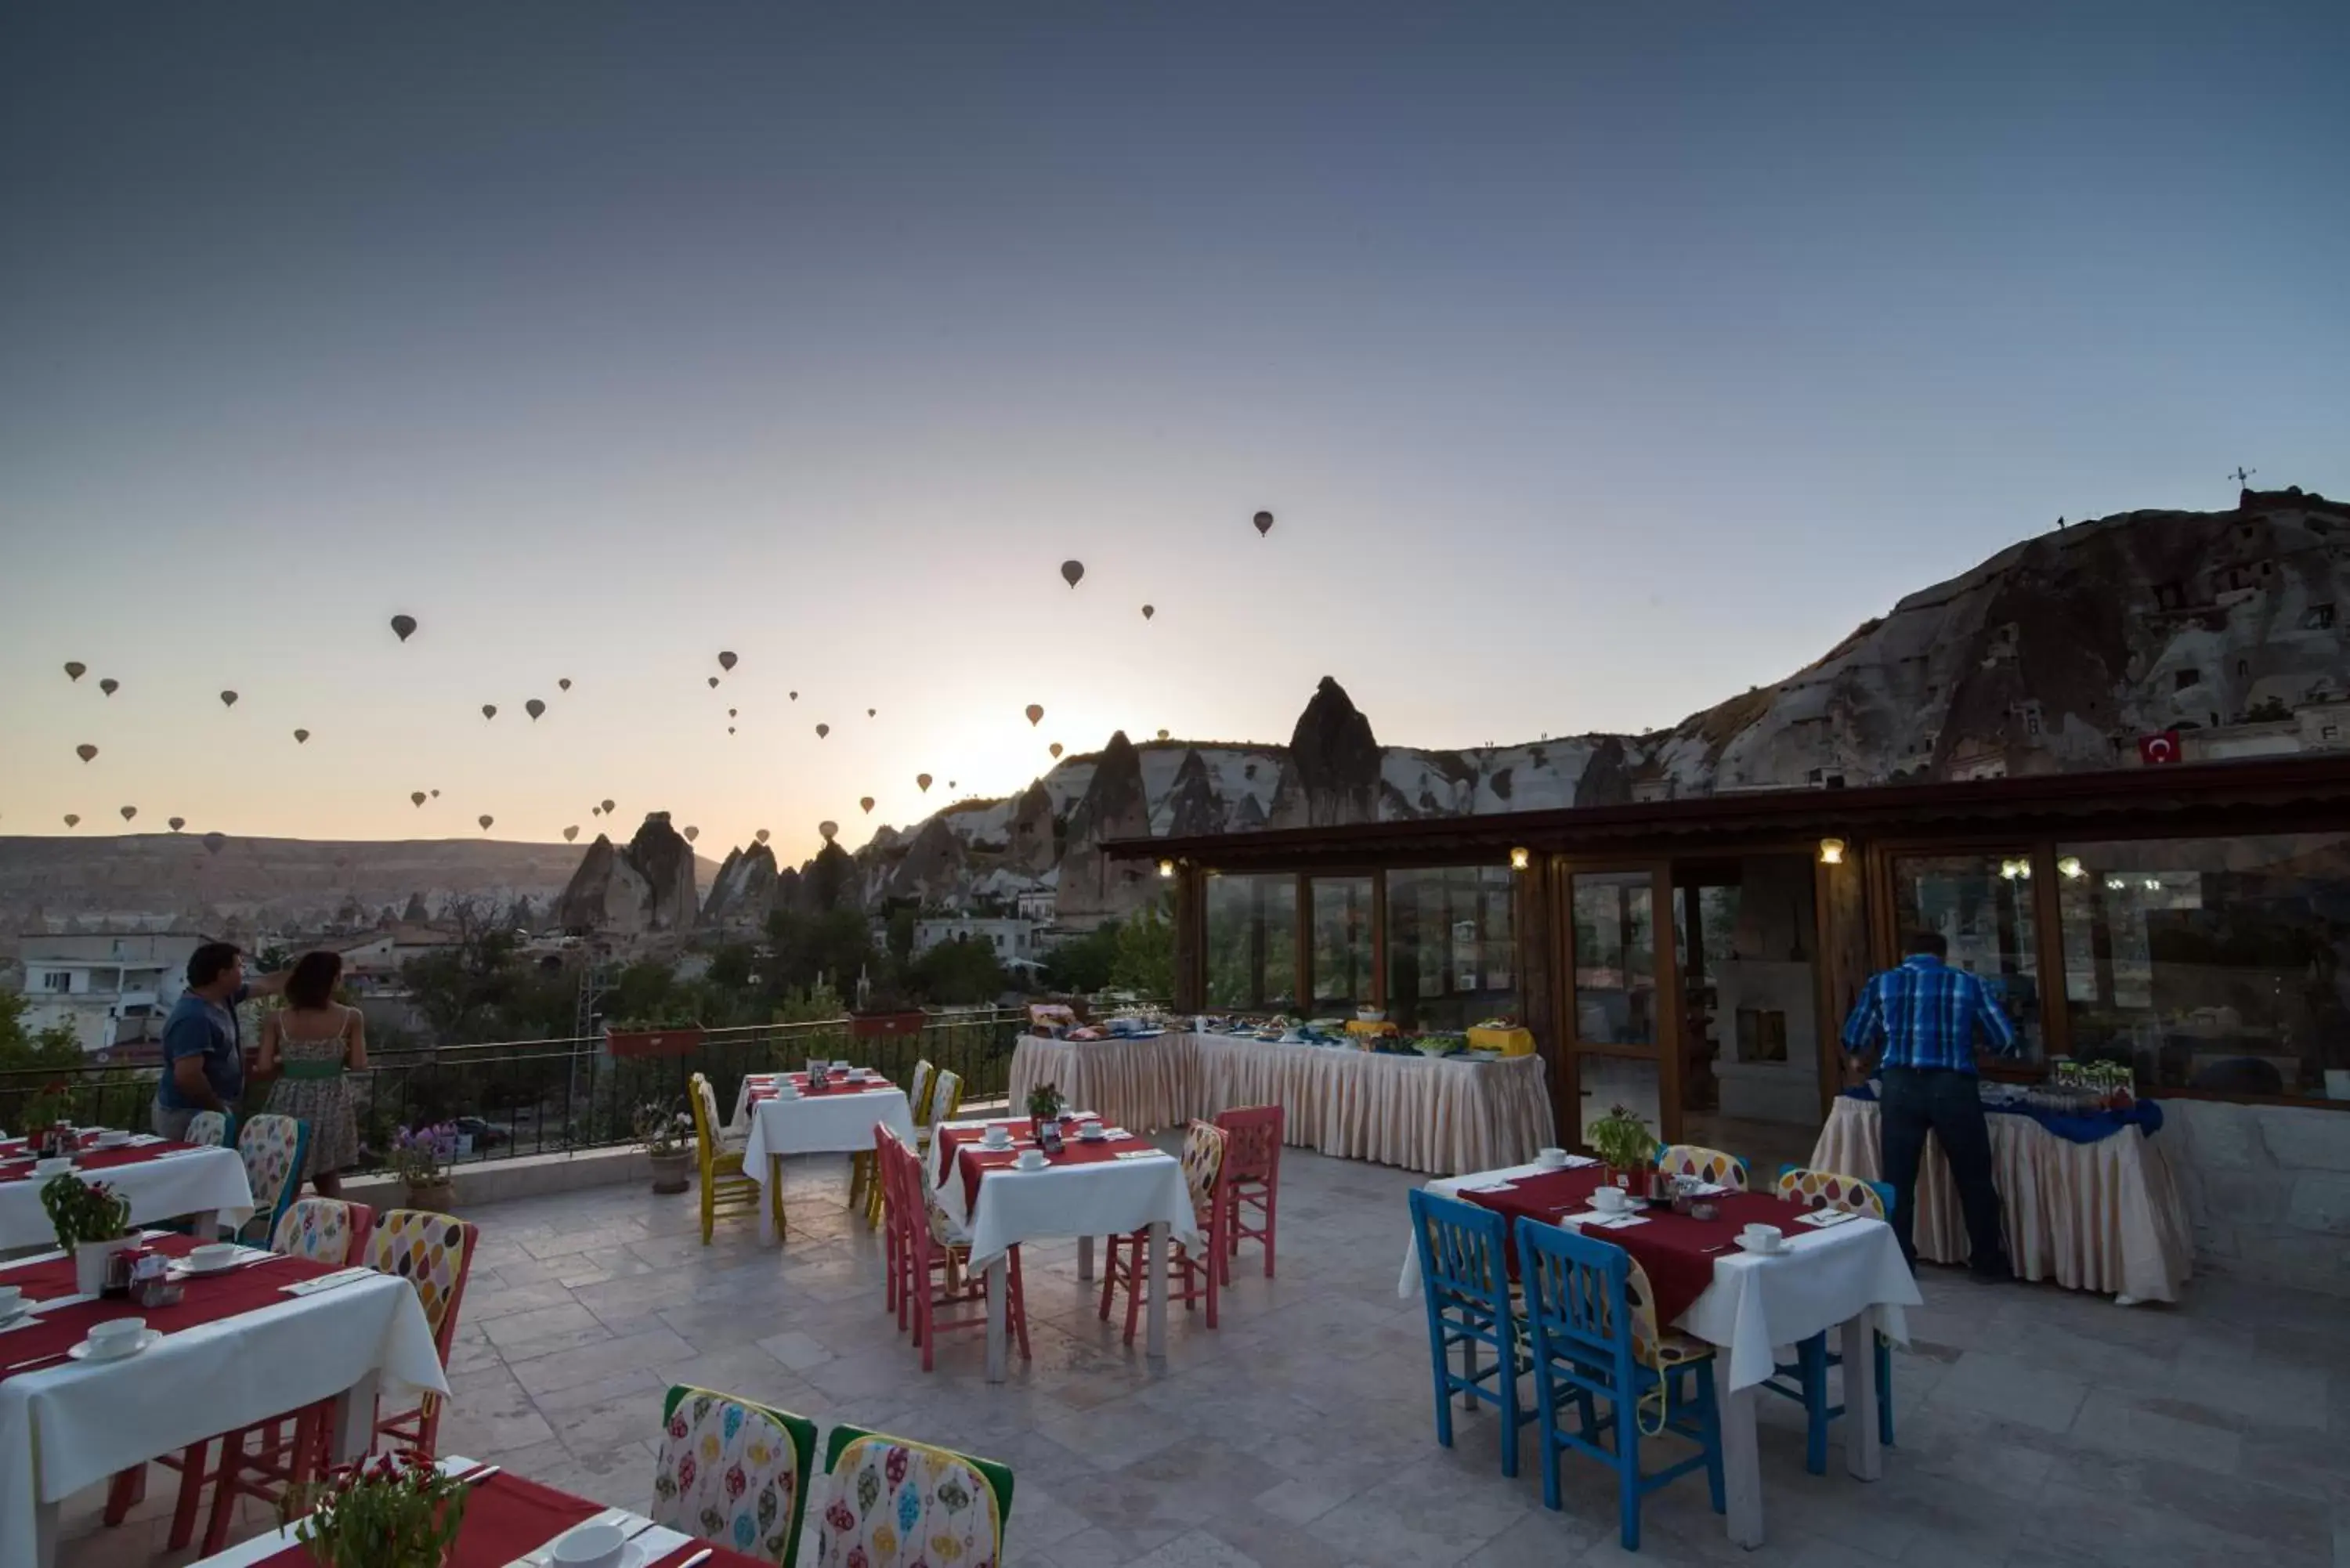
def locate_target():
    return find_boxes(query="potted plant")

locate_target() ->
[634,1098,692,1194]
[42,1172,135,1295]
[1025,1081,1065,1143]
[389,1122,459,1212]
[849,989,927,1039]
[605,1016,706,1059]
[1587,1103,1657,1192]
[281,1452,468,1568]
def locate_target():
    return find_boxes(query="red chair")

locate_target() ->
[883,1126,1030,1371]
[1214,1104,1283,1283]
[104,1199,377,1552]
[1101,1120,1229,1342]
[876,1123,915,1331]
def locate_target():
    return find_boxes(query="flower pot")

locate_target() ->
[404,1178,456,1213]
[648,1150,692,1195]
[73,1237,137,1296]
[606,1026,704,1060]
[848,1010,927,1039]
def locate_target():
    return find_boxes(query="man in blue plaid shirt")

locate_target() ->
[1841,931,2020,1280]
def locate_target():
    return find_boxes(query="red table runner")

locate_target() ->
[747,1072,893,1101]
[0,1136,204,1185]
[0,1235,340,1383]
[253,1470,768,1568]
[937,1118,1133,1212]
[1461,1169,1817,1326]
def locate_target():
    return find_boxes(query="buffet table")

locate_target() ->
[1810,1089,2193,1302]
[1007,1031,1555,1176]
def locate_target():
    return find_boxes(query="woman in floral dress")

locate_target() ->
[256,949,367,1197]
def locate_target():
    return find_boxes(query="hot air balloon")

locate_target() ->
[859,797,874,814]
[815,723,830,739]
[411,791,427,807]
[1253,510,1274,536]
[220,691,238,708]
[1060,559,1084,588]
[1141,605,1155,620]
[563,826,579,842]
[728,726,736,735]
[478,815,494,831]
[1157,729,1170,740]
[1025,703,1044,726]
[683,825,700,843]
[601,798,614,815]
[293,728,309,744]
[432,789,441,799]
[75,743,96,763]
[203,832,225,854]
[526,699,545,721]
[168,817,185,832]
[63,814,80,828]
[727,708,736,718]
[707,677,720,689]
[818,820,838,843]
[1049,742,1063,759]
[119,806,136,822]
[559,677,572,692]
[390,614,418,642]
[718,651,737,672]
[482,704,497,721]
[99,677,119,696]
[64,662,85,681]
[916,774,932,793]
[755,828,771,844]
[789,691,798,701]
[867,708,877,718]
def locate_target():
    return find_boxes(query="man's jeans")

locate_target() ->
[1878,1066,2009,1275]
[151,1102,197,1140]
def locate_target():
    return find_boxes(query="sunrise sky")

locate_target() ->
[4,2,2346,863]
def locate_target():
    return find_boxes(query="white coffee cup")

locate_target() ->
[88,1317,146,1357]
[33,1157,72,1178]
[1741,1223,1784,1253]
[1590,1186,1629,1214]
[1536,1147,1568,1169]
[551,1521,627,1568]
[1015,1149,1046,1171]
[190,1243,241,1272]
[983,1125,1012,1148]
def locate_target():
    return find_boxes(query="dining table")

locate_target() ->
[1399,1158,1922,1550]
[190,1454,768,1567]
[0,1231,448,1568]
[930,1116,1199,1382]
[1,1131,255,1252]
[732,1070,919,1240]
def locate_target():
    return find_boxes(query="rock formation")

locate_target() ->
[1004,782,1059,877]
[1054,730,1155,920]
[701,843,779,928]
[555,812,700,935]
[1267,677,1383,828]
[881,816,970,907]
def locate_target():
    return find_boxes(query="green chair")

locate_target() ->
[816,1422,1014,1568]
[651,1386,816,1566]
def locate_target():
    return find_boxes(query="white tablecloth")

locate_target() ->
[929,1121,1199,1271]
[734,1079,919,1178]
[0,1147,255,1252]
[1810,1096,2193,1302]
[1009,1032,1556,1176]
[1398,1162,1920,1391]
[0,1266,449,1567]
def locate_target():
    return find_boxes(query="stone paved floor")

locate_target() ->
[57,1138,2350,1567]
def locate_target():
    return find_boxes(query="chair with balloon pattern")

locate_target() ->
[650,1385,815,1566]
[815,1422,1014,1568]
[1764,1165,1898,1471]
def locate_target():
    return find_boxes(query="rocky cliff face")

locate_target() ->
[1269,677,1384,828]
[1054,731,1156,920]
[701,843,779,928]
[557,811,701,935]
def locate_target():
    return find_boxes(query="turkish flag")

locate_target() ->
[2139,731,2182,765]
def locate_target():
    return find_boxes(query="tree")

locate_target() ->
[0,990,81,1071]
[1040,923,1119,993]
[1109,901,1176,998]
[908,938,1007,1005]
[886,907,917,966]
[764,909,877,996]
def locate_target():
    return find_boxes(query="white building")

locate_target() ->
[17,932,206,1054]
[332,926,460,995]
[912,917,1041,963]
[1014,889,1057,923]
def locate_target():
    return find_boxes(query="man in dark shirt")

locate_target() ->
[154,941,284,1138]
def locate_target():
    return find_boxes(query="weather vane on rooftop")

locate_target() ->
[2229,465,2256,486]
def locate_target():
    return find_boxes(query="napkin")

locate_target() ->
[281,1266,375,1297]
[1794,1208,1860,1229]
[1458,1180,1518,1193]
[1571,1212,1649,1230]
[1112,1149,1170,1162]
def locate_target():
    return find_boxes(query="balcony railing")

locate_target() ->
[0,1006,1029,1174]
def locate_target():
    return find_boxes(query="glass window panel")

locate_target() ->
[2056,834,2350,1098]
[1571,871,1658,1046]
[1578,1056,1661,1148]
[1310,876,1374,1013]
[1385,866,1516,1032]
[1888,854,2044,1060]
[1203,873,1296,1012]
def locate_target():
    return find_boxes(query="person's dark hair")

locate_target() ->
[187,941,243,988]
[284,950,344,1010]
[1903,930,1949,958]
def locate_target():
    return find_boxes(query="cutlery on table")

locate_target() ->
[668,1551,714,1568]
[3,1350,70,1375]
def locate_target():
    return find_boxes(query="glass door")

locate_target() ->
[1553,861,1683,1146]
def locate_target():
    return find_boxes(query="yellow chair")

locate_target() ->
[851,1058,938,1224]
[863,1061,959,1227]
[689,1072,773,1244]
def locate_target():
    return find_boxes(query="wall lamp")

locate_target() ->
[1508,847,1531,873]
[1818,837,1846,866]
[1156,858,1177,879]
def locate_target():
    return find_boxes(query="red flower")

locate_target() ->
[670,1415,689,1440]
[846,1548,867,1568]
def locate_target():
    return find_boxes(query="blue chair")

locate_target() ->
[1407,1188,1536,1478]
[1764,1165,1897,1472]
[1515,1216,1723,1552]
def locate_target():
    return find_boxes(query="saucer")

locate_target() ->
[71,1328,161,1362]
[183,1253,241,1277]
[1078,1129,1108,1142]
[1733,1234,1786,1255]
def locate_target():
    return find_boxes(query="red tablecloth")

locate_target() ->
[748,1072,893,1102]
[0,1235,342,1383]
[1461,1169,1817,1326]
[938,1118,1131,1212]
[255,1470,770,1568]
[0,1136,205,1186]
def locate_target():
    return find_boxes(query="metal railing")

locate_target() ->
[0,1006,1029,1174]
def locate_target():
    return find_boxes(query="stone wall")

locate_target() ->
[2158,1098,2350,1298]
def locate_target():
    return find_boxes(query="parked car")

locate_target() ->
[450,1115,512,1149]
